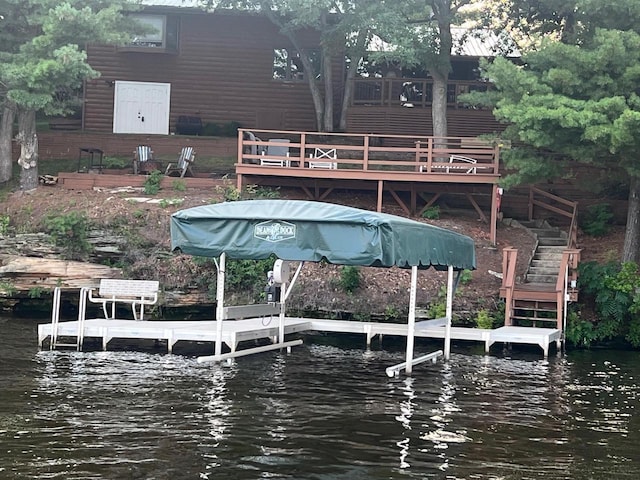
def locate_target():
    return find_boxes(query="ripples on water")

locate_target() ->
[1,317,640,479]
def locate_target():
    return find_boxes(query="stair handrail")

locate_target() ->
[554,249,581,332]
[501,247,518,326]
[528,186,578,248]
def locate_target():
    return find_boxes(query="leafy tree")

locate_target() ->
[370,0,474,138]
[0,0,144,190]
[210,0,381,132]
[470,28,640,262]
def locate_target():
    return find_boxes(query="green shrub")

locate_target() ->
[459,269,473,285]
[338,266,361,294]
[28,286,47,298]
[172,179,187,192]
[579,203,613,237]
[0,214,10,235]
[421,205,440,220]
[103,156,128,169]
[427,301,446,319]
[475,309,494,329]
[44,211,91,260]
[144,170,164,195]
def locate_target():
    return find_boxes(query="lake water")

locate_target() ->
[1,315,639,479]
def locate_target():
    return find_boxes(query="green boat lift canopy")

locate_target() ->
[170,199,476,375]
[170,199,476,271]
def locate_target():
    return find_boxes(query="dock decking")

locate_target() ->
[39,316,561,358]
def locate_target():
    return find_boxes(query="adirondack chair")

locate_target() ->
[165,146,196,177]
[132,145,160,174]
[260,139,291,167]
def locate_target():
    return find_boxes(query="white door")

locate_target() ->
[113,81,171,134]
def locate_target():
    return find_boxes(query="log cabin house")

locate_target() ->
[78,1,517,137]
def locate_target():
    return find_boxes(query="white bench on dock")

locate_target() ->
[88,279,159,321]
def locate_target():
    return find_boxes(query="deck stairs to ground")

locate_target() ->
[500,187,581,332]
[508,220,570,328]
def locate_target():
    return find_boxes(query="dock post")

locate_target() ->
[444,266,454,360]
[405,266,418,374]
[215,253,226,357]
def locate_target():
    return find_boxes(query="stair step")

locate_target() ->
[53,343,78,348]
[526,274,558,283]
[514,303,558,312]
[539,238,568,246]
[528,267,560,275]
[529,228,566,238]
[531,259,561,267]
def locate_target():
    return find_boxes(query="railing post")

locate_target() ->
[528,186,534,221]
[363,135,370,171]
[502,248,518,326]
[299,132,306,168]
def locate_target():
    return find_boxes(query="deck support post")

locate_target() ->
[405,266,418,374]
[445,265,454,360]
[215,253,226,357]
[377,180,383,212]
[490,184,498,246]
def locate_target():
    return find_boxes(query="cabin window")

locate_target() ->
[123,14,179,52]
[273,48,321,81]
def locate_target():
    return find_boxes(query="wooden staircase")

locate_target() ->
[499,187,581,331]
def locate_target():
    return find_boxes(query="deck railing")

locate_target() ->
[350,77,491,108]
[238,129,500,176]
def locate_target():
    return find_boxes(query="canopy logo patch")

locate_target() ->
[254,220,296,242]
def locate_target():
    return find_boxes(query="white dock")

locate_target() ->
[38,316,561,357]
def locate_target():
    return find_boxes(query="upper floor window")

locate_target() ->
[123,14,179,53]
[273,48,321,81]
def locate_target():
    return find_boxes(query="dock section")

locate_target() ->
[39,316,560,357]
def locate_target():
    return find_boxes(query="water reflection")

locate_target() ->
[3,317,640,479]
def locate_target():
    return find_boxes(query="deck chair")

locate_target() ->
[421,154,477,174]
[242,131,262,164]
[447,154,477,174]
[165,146,196,177]
[309,148,337,169]
[260,139,290,167]
[133,145,159,175]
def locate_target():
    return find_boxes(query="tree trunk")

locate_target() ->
[0,103,16,184]
[431,72,448,139]
[16,109,39,191]
[339,61,356,132]
[322,49,334,132]
[339,31,368,132]
[622,175,640,263]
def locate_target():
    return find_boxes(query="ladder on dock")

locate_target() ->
[49,287,88,351]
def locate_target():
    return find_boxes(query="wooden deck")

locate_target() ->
[39,316,561,358]
[236,129,502,244]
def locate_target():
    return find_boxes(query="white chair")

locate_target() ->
[421,154,477,174]
[309,148,337,169]
[260,139,291,167]
[133,145,158,174]
[165,146,196,177]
